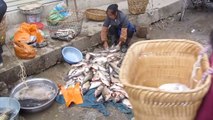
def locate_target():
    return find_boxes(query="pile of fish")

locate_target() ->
[64,49,132,109]
[51,28,77,41]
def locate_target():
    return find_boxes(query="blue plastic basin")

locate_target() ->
[62,46,83,64]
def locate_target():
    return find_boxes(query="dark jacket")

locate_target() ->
[0,0,7,53]
[0,0,7,22]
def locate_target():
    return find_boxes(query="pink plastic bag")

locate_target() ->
[196,53,213,120]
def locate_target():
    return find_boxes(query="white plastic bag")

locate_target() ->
[159,83,190,92]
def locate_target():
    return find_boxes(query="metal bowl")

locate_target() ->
[10,78,58,113]
[0,97,20,120]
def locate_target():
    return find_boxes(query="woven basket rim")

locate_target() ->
[85,8,106,13]
[119,39,211,94]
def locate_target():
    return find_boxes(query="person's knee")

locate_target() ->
[0,43,3,64]
[127,30,134,38]
[0,45,3,54]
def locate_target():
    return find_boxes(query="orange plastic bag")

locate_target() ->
[14,23,44,43]
[13,40,36,59]
[35,32,44,43]
[59,83,83,107]
[14,30,31,43]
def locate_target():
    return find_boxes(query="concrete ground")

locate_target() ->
[148,9,213,45]
[18,8,213,120]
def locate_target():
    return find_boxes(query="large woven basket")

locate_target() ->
[0,16,6,45]
[120,39,211,120]
[127,0,149,14]
[85,9,106,21]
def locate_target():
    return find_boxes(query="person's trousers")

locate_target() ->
[108,26,134,46]
[0,45,2,63]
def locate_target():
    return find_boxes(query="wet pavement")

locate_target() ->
[20,9,213,120]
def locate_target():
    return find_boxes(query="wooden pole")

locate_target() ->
[73,0,78,11]
[73,0,79,20]
[65,0,68,7]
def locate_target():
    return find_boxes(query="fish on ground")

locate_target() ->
[91,72,100,81]
[89,81,102,89]
[65,67,85,81]
[85,53,91,61]
[102,86,112,101]
[109,62,120,74]
[96,95,104,102]
[122,99,132,109]
[111,76,120,83]
[98,71,110,86]
[64,49,132,108]
[94,85,104,97]
[82,81,91,95]
[112,92,125,103]
[82,71,93,84]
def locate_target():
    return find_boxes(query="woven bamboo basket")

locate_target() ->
[85,9,106,21]
[47,10,84,35]
[0,16,6,45]
[120,39,211,120]
[127,0,149,14]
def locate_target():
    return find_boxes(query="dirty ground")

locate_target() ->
[20,9,213,120]
[148,9,213,45]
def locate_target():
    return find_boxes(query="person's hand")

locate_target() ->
[115,44,120,51]
[118,40,122,47]
[113,41,121,51]
[110,44,115,49]
[103,41,109,50]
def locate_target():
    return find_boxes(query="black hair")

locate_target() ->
[210,30,213,49]
[107,4,118,15]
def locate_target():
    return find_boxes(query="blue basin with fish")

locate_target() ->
[0,97,20,120]
[10,78,58,113]
[62,46,83,64]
